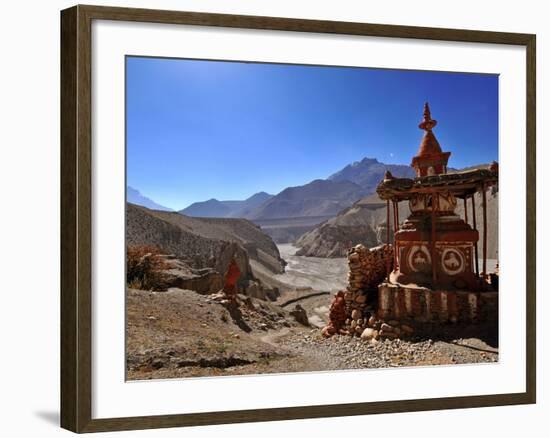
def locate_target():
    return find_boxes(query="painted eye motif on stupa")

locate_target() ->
[441,248,465,275]
[407,245,431,272]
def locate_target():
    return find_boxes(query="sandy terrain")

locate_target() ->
[272,244,348,292]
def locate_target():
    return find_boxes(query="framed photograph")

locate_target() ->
[60,4,536,433]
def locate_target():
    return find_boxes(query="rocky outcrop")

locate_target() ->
[289,304,309,326]
[160,255,223,294]
[195,217,286,274]
[126,203,283,298]
[127,204,253,280]
[252,215,332,244]
[295,195,405,257]
[127,203,285,273]
[295,223,379,257]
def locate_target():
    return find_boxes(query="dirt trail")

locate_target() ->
[259,327,291,347]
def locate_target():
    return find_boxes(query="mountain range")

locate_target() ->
[180,192,273,218]
[328,157,415,192]
[245,179,367,220]
[177,157,412,221]
[127,186,173,211]
[128,158,421,243]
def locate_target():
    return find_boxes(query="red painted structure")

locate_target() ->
[377,103,498,291]
[223,258,241,302]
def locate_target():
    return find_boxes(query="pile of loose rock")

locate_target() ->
[323,244,393,338]
[347,243,393,293]
[359,316,415,341]
[348,245,393,292]
[342,244,393,334]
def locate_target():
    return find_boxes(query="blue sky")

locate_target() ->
[126,57,498,210]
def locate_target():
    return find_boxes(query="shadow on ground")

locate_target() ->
[34,411,59,427]
[410,320,499,350]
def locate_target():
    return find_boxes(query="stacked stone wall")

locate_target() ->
[341,244,393,335]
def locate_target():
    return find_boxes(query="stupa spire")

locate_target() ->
[411,103,450,176]
[419,102,437,131]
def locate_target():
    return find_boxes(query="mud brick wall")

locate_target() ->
[378,284,498,323]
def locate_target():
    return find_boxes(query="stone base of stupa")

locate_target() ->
[377,282,498,324]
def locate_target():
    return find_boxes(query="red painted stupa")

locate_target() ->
[375,103,498,323]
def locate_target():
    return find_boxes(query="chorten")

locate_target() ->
[377,103,498,293]
[321,103,499,335]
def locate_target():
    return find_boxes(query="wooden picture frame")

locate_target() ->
[61,4,536,433]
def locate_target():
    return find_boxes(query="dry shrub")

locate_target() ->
[127,245,168,291]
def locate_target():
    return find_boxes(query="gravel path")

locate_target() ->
[277,329,498,370]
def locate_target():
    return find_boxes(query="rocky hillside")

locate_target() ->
[328,157,415,192]
[246,179,366,220]
[127,203,286,281]
[252,216,333,244]
[126,286,497,380]
[296,188,498,259]
[191,216,286,274]
[180,192,273,218]
[295,195,407,257]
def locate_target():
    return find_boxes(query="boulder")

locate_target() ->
[245,280,267,300]
[290,304,309,326]
[361,328,379,340]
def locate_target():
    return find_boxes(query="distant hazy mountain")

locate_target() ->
[180,198,233,218]
[127,186,173,211]
[328,157,415,192]
[180,158,412,222]
[246,179,366,220]
[229,192,274,218]
[180,192,273,218]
